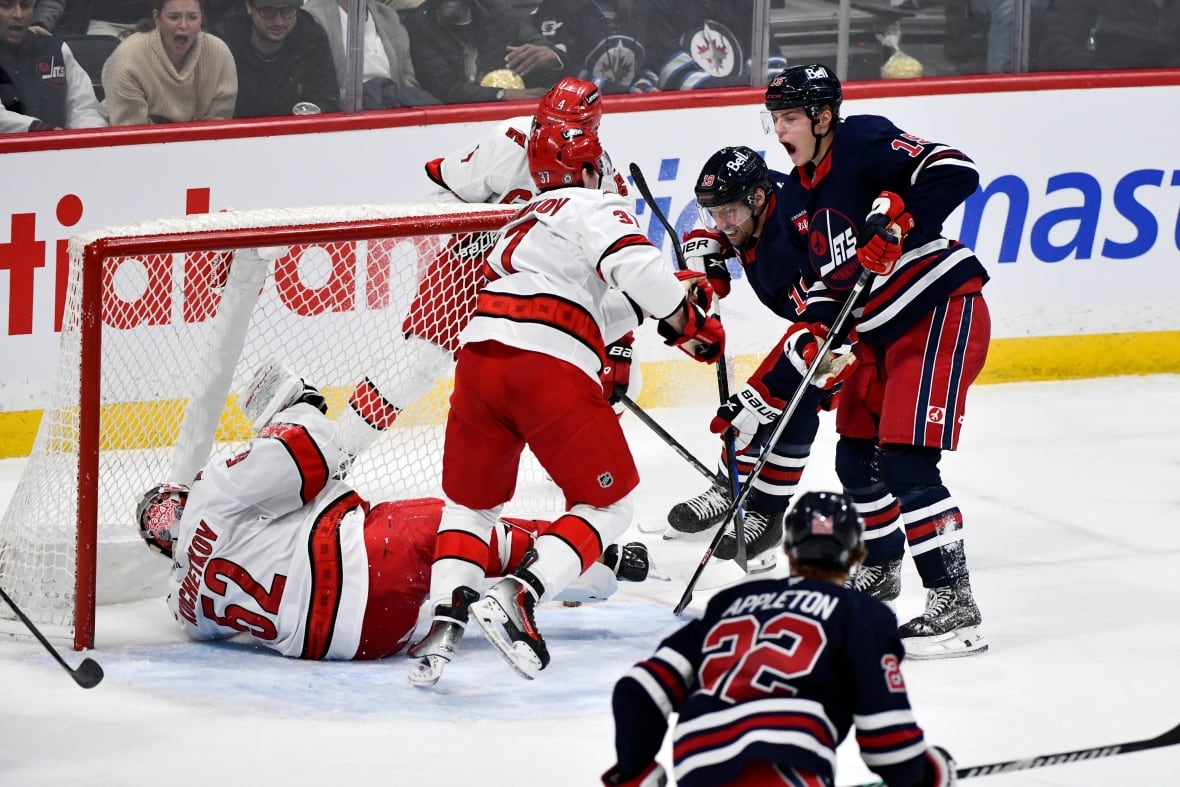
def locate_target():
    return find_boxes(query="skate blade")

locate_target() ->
[902,625,988,660]
[407,655,447,687]
[469,599,542,681]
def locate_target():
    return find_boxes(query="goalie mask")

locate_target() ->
[535,77,603,133]
[783,491,863,570]
[528,122,604,190]
[136,483,188,558]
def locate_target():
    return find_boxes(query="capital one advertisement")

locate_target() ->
[1,78,1179,416]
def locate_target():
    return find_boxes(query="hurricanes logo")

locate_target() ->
[927,406,945,424]
[597,471,614,488]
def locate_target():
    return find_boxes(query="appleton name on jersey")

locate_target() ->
[166,404,375,659]
[463,186,684,382]
[780,114,989,347]
[611,575,932,787]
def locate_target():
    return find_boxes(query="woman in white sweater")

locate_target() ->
[102,0,237,125]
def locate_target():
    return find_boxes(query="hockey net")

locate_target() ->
[0,202,566,650]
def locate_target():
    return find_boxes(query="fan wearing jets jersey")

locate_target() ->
[346,77,633,438]
[408,121,724,685]
[761,63,991,659]
[135,362,656,661]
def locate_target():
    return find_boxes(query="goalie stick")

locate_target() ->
[845,721,1180,786]
[629,162,748,570]
[673,268,873,616]
[0,584,104,689]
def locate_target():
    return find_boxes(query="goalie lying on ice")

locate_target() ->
[136,363,658,661]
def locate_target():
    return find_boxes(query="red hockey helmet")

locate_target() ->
[136,483,188,558]
[528,122,604,190]
[535,77,603,133]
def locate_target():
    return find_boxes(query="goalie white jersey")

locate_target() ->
[462,186,684,382]
[167,404,376,659]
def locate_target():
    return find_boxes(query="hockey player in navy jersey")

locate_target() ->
[754,63,991,659]
[603,491,956,787]
[666,146,848,573]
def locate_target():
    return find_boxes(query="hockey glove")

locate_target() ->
[657,301,724,364]
[710,384,784,452]
[782,322,856,390]
[918,745,957,787]
[682,228,734,298]
[856,191,915,276]
[600,332,635,405]
[674,269,713,312]
[602,762,667,787]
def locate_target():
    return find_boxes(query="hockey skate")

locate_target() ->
[469,552,550,680]
[407,586,479,687]
[238,359,325,430]
[713,510,784,569]
[846,558,903,605]
[665,483,732,538]
[899,577,987,660]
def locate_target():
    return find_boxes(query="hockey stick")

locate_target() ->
[673,268,873,616]
[617,394,723,486]
[629,162,748,569]
[0,584,104,689]
[846,721,1180,786]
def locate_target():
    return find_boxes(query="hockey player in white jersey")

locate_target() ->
[407,121,726,685]
[136,364,657,661]
[348,76,631,437]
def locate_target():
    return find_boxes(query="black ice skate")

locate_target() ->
[666,483,733,537]
[407,585,479,687]
[899,576,987,660]
[713,510,784,569]
[469,551,550,680]
[846,558,903,605]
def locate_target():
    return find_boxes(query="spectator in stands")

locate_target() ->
[951,0,1048,73]
[1038,0,1180,70]
[101,0,236,125]
[216,0,339,117]
[0,0,107,131]
[303,0,438,108]
[529,0,658,93]
[402,0,564,104]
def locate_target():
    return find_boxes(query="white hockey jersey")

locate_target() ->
[167,404,373,660]
[462,186,685,381]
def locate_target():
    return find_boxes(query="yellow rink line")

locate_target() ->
[1,330,1178,459]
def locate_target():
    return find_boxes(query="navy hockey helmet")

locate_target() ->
[694,146,771,210]
[783,491,863,570]
[136,483,188,559]
[765,63,843,122]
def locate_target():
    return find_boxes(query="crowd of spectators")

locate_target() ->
[2,0,1178,133]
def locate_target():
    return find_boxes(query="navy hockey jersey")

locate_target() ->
[777,114,989,347]
[611,574,929,787]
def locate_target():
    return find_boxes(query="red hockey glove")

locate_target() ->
[710,384,784,452]
[681,228,734,298]
[856,191,914,276]
[602,762,667,787]
[674,269,713,311]
[918,745,957,787]
[599,332,634,405]
[657,301,724,364]
[782,322,856,390]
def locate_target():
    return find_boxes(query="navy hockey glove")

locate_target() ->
[600,332,634,405]
[710,383,784,452]
[681,228,734,298]
[856,191,915,276]
[657,301,724,364]
[782,322,856,390]
[602,762,667,787]
[918,745,957,787]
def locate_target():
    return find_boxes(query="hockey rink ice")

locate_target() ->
[0,374,1177,786]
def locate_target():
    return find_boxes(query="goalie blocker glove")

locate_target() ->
[601,762,667,787]
[657,299,724,364]
[681,228,734,298]
[857,190,915,276]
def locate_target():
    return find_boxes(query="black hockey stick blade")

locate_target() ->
[845,722,1180,786]
[0,584,104,689]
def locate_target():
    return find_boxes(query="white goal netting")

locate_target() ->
[0,202,565,649]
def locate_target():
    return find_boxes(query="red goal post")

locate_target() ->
[0,202,528,651]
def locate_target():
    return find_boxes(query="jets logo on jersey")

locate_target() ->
[808,208,861,283]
